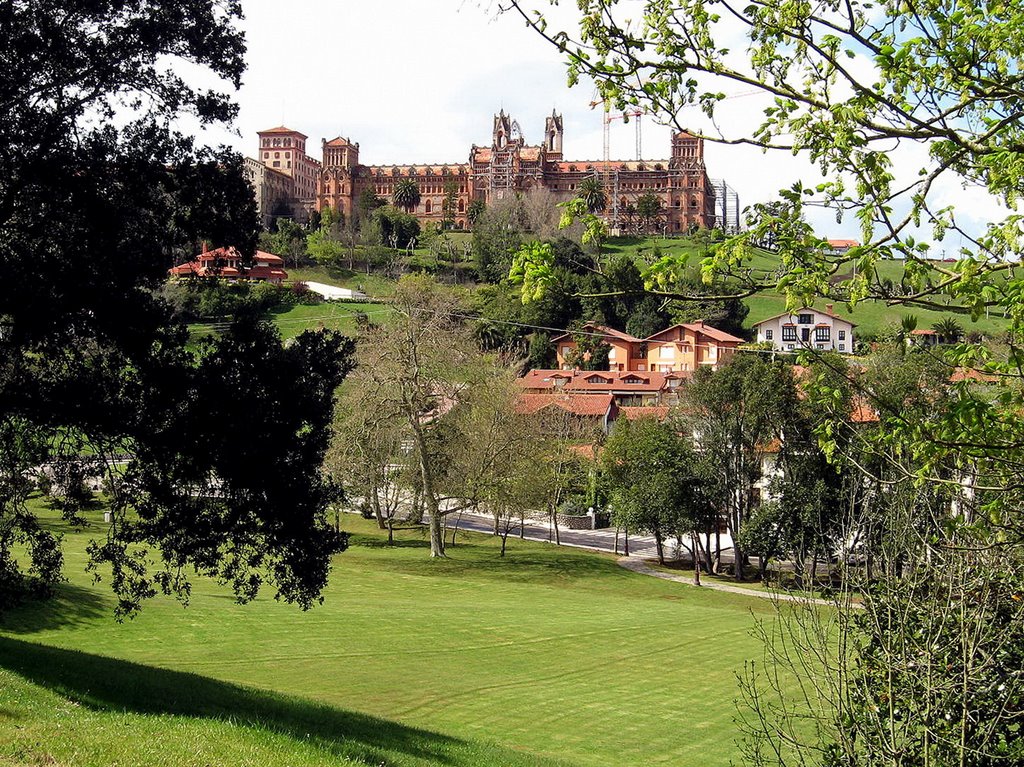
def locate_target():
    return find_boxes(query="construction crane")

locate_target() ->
[590,89,764,163]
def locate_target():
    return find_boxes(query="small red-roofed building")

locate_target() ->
[827,239,860,254]
[516,392,617,434]
[168,245,288,285]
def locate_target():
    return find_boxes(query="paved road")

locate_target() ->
[440,511,663,559]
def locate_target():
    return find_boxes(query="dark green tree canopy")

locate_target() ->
[0,0,354,616]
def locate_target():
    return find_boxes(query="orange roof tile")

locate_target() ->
[517,393,615,418]
[259,126,308,138]
[518,369,674,393]
[950,367,998,383]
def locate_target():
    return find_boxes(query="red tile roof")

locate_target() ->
[950,367,998,383]
[618,406,671,421]
[850,396,879,423]
[517,393,615,418]
[551,323,639,344]
[258,126,308,138]
[518,369,673,393]
[168,247,286,281]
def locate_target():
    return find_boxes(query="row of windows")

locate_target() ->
[262,137,302,149]
[767,328,847,342]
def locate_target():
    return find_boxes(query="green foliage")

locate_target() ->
[602,417,714,563]
[356,188,385,221]
[261,218,308,267]
[0,0,354,614]
[467,198,487,226]
[635,193,663,234]
[472,197,526,282]
[509,241,556,304]
[392,178,421,213]
[577,176,608,214]
[369,206,420,249]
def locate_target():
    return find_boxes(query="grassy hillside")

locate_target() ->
[599,236,1013,339]
[1,502,775,767]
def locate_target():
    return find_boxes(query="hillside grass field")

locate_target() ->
[0,502,775,767]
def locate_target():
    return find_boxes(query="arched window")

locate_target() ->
[425,199,432,214]
[458,199,465,212]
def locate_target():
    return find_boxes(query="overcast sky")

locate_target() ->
[192,0,997,248]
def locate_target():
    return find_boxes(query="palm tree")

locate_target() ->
[578,176,607,214]
[932,317,964,344]
[393,178,421,213]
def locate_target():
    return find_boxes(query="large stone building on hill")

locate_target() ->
[246,111,722,232]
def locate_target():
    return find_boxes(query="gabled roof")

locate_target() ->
[516,393,615,418]
[324,136,355,147]
[259,126,308,138]
[753,307,858,328]
[645,322,745,345]
[168,247,286,281]
[551,323,640,344]
[518,369,672,393]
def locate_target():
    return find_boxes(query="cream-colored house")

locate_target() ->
[753,305,856,354]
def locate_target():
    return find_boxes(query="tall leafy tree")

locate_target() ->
[506,1,1024,758]
[577,176,608,214]
[392,178,421,214]
[635,193,663,234]
[679,355,791,580]
[602,417,714,568]
[0,1,353,615]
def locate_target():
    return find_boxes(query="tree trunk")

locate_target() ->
[714,525,721,574]
[624,527,630,556]
[692,532,701,586]
[655,531,665,565]
[387,518,394,545]
[372,485,386,530]
[409,416,444,557]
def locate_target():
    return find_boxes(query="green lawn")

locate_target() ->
[0,504,775,767]
[268,301,390,340]
[743,292,1009,339]
[288,265,399,299]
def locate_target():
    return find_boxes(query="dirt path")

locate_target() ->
[616,557,840,606]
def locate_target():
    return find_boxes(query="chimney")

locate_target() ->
[201,241,208,255]
[826,304,834,314]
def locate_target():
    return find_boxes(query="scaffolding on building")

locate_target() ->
[710,178,741,233]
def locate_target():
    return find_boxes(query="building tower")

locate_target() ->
[319,136,360,218]
[543,110,563,159]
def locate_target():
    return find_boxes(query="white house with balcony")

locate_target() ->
[753,305,856,354]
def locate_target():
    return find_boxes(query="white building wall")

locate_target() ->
[755,310,855,354]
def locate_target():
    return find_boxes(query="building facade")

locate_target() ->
[552,322,744,373]
[245,127,323,225]
[310,110,717,232]
[753,305,856,354]
[168,245,288,284]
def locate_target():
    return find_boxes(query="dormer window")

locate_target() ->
[586,375,610,384]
